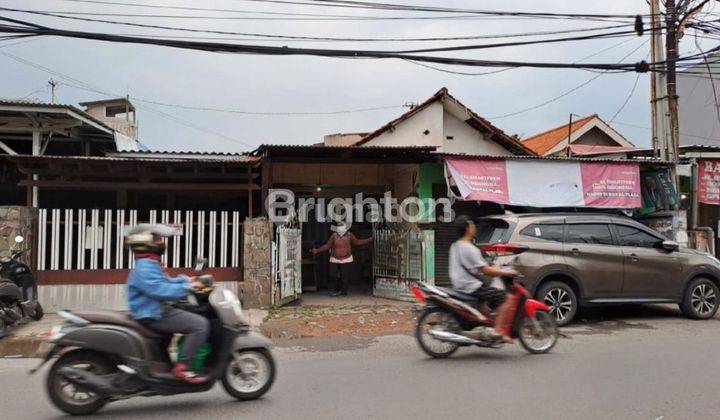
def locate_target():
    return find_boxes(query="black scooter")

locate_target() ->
[0,235,43,334]
[31,259,275,415]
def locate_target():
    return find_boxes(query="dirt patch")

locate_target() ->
[260,305,417,340]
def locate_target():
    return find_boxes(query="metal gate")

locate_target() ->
[273,226,302,306]
[372,225,434,300]
[37,208,243,270]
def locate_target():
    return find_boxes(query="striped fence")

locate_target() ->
[37,209,243,271]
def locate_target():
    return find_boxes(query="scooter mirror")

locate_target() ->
[14,235,24,244]
[194,258,208,272]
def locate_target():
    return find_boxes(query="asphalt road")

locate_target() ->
[1,304,719,420]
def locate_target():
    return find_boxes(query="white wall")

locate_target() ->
[440,110,510,155]
[363,101,444,148]
[38,282,242,312]
[363,101,511,155]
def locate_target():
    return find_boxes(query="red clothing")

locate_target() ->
[315,232,372,259]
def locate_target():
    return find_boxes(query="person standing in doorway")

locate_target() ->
[312,221,373,296]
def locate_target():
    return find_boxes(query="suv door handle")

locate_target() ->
[571,247,580,255]
[626,253,639,262]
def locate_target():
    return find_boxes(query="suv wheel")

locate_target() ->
[537,281,577,326]
[680,277,719,320]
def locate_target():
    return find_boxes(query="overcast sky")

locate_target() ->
[0,0,711,152]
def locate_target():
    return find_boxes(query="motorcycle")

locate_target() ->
[31,259,275,415]
[0,235,43,333]
[411,253,558,357]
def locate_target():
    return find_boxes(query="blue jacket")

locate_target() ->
[126,257,191,320]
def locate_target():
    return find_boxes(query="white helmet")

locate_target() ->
[124,224,174,253]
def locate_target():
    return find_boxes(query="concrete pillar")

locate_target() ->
[31,130,40,207]
[242,217,274,308]
[0,206,38,269]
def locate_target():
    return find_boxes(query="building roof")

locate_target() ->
[568,144,638,156]
[0,98,115,134]
[3,153,258,165]
[107,150,251,160]
[251,144,437,161]
[522,114,635,156]
[440,152,673,165]
[521,114,597,155]
[352,88,533,155]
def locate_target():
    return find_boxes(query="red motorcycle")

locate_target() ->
[411,264,558,357]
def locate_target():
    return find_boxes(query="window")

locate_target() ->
[520,224,564,242]
[566,224,614,245]
[615,225,662,248]
[475,219,511,244]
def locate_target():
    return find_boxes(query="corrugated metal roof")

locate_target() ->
[0,98,114,133]
[3,154,258,164]
[252,144,437,155]
[440,152,674,165]
[109,150,250,158]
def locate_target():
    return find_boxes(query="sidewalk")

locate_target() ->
[0,295,414,357]
[259,294,416,339]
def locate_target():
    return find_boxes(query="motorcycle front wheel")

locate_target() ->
[222,349,276,401]
[517,311,559,354]
[415,307,461,358]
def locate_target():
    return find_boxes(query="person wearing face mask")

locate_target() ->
[312,221,373,296]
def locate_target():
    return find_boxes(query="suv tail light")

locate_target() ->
[481,243,529,256]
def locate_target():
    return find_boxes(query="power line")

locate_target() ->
[0,50,405,137]
[59,0,650,20]
[487,40,649,119]
[235,0,651,20]
[404,37,638,77]
[0,8,644,44]
[0,16,654,72]
[609,72,642,123]
[614,120,720,142]
[0,50,255,149]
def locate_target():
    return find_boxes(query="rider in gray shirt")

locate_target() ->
[449,215,518,342]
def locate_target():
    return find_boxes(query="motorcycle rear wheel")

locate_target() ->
[415,308,461,358]
[517,311,559,354]
[30,302,44,321]
[46,350,114,415]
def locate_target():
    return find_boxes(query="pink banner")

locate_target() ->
[445,157,509,204]
[445,157,641,209]
[699,159,720,205]
[580,162,642,208]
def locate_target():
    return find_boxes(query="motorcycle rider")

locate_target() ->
[125,224,209,384]
[450,215,518,343]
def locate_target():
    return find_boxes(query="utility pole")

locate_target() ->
[48,78,58,104]
[665,0,680,167]
[566,113,579,157]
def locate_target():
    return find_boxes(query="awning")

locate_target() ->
[444,157,642,208]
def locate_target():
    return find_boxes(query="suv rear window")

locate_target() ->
[475,219,511,244]
[520,224,564,242]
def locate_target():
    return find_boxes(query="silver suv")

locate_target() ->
[476,213,720,325]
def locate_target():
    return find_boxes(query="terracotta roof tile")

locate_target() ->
[522,114,597,155]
